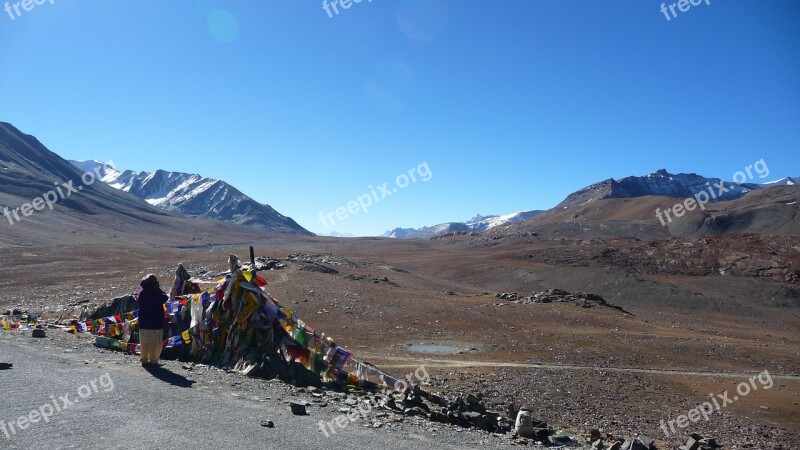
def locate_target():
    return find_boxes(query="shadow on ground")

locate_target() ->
[143,366,195,388]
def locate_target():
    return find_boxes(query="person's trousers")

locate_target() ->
[139,328,163,364]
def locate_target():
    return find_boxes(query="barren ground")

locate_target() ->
[1,236,798,449]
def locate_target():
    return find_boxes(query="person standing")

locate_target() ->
[137,274,168,367]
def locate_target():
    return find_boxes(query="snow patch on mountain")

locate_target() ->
[69,160,312,235]
[382,210,544,239]
[761,176,799,187]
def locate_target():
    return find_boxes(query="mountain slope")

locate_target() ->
[761,177,799,187]
[496,186,800,239]
[668,185,800,236]
[556,169,763,209]
[70,160,312,235]
[0,122,293,248]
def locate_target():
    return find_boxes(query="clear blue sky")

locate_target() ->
[2,0,798,236]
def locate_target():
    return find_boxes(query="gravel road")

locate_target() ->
[0,331,517,450]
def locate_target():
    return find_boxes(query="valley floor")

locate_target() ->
[1,237,798,449]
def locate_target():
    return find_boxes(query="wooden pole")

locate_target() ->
[249,246,257,280]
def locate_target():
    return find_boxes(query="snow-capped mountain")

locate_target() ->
[70,160,312,235]
[761,176,799,187]
[322,231,356,238]
[557,169,764,209]
[466,211,544,231]
[389,222,471,240]
[382,228,420,239]
[382,210,544,239]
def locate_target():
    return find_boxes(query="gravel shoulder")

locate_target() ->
[0,330,523,450]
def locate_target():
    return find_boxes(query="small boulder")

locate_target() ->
[636,435,655,450]
[514,409,536,438]
[289,401,307,415]
[549,435,573,445]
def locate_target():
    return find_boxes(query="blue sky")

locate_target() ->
[1,0,798,236]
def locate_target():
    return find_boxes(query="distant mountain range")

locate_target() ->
[70,160,311,235]
[321,231,356,238]
[382,210,544,239]
[383,169,799,239]
[3,121,796,245]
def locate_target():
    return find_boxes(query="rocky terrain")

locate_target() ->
[1,236,798,449]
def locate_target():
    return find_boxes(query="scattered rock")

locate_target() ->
[637,435,655,449]
[298,262,338,274]
[680,433,722,450]
[251,257,285,271]
[514,408,543,438]
[497,288,632,314]
[343,274,368,281]
[549,435,573,445]
[290,401,307,415]
[372,276,399,287]
[90,295,137,320]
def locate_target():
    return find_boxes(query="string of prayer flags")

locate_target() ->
[69,257,425,397]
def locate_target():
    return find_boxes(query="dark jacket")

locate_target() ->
[137,287,168,330]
